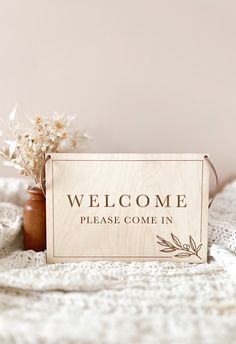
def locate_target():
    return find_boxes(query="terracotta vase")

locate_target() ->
[23,188,46,251]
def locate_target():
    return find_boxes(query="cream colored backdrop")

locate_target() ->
[0,0,235,188]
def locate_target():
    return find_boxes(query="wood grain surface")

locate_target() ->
[46,153,209,263]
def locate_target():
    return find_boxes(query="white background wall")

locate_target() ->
[0,0,235,189]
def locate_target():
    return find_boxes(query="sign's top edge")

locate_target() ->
[46,153,209,161]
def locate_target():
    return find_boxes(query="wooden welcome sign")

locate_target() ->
[46,153,209,263]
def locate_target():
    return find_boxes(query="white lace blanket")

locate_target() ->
[0,178,236,344]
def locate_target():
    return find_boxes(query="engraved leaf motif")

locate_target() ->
[156,235,166,242]
[171,233,182,247]
[175,252,192,258]
[161,241,175,248]
[156,235,175,248]
[156,233,203,260]
[157,242,171,247]
[156,235,168,244]
[189,236,197,252]
[196,243,203,253]
[161,248,177,253]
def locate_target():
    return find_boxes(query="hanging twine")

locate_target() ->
[204,155,219,208]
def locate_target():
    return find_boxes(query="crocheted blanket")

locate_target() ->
[0,178,236,344]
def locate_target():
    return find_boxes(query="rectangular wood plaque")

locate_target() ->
[46,153,209,263]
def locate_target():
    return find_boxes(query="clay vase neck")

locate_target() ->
[23,188,46,251]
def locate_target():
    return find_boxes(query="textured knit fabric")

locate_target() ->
[0,178,236,344]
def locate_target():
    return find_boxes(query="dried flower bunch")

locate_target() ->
[0,107,88,189]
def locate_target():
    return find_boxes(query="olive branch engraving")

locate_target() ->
[156,233,202,260]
